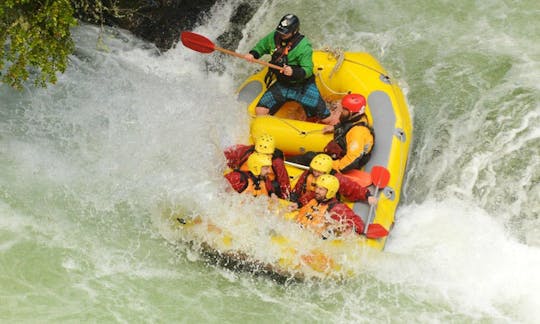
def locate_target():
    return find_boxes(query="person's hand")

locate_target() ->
[270,193,279,201]
[322,125,335,134]
[244,53,254,62]
[367,195,378,206]
[287,202,299,211]
[281,65,293,76]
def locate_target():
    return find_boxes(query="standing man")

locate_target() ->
[244,14,334,124]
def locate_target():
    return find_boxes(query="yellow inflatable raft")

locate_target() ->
[238,50,412,247]
[165,50,412,281]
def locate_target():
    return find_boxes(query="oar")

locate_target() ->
[364,223,389,239]
[363,166,390,236]
[180,31,284,72]
[284,160,309,170]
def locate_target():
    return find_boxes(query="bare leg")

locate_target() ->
[255,106,270,115]
[319,114,340,125]
[319,101,343,125]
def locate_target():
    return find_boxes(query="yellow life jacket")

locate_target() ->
[297,172,317,197]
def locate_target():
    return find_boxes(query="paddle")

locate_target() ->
[284,160,309,170]
[364,223,389,239]
[363,166,391,236]
[180,31,284,72]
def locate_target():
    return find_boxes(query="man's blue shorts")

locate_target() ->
[257,80,330,119]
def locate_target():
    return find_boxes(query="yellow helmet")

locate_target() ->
[247,152,272,176]
[310,154,333,173]
[315,174,340,199]
[254,134,275,154]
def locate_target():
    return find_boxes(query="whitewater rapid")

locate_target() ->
[1,0,539,322]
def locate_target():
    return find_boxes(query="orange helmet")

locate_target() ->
[341,94,366,114]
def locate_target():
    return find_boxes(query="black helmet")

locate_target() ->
[276,14,300,35]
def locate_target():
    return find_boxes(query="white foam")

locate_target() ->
[384,198,540,322]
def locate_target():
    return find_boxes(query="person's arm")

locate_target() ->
[319,114,340,126]
[332,126,373,172]
[224,144,252,169]
[271,157,291,199]
[330,204,365,235]
[288,37,313,80]
[249,31,276,59]
[291,171,308,200]
[298,191,316,207]
[334,172,371,202]
[224,171,247,193]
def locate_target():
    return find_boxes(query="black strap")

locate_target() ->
[247,172,262,191]
[334,115,375,153]
[236,170,249,193]
[238,147,255,167]
[265,33,305,87]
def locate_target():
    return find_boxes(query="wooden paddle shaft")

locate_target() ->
[214,46,284,71]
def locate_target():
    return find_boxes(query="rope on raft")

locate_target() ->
[320,46,346,79]
[269,115,325,136]
[317,46,393,84]
[315,46,349,96]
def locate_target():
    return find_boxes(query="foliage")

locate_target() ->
[0,0,142,89]
[71,0,134,25]
[0,0,77,89]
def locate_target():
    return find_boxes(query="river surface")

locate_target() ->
[1,0,539,322]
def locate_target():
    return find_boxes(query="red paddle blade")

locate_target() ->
[180,31,215,53]
[343,169,372,187]
[365,223,389,239]
[371,166,390,188]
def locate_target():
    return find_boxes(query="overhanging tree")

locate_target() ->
[0,0,77,89]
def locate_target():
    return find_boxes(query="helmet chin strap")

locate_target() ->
[279,33,294,41]
[339,110,351,123]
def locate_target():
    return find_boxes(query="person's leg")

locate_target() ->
[297,81,331,121]
[255,106,270,115]
[256,83,287,115]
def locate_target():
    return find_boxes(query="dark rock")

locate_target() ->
[216,1,261,50]
[72,0,262,53]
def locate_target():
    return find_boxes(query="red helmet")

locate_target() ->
[341,94,366,114]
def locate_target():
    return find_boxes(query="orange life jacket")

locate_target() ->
[296,199,331,235]
[242,173,269,197]
[298,172,317,196]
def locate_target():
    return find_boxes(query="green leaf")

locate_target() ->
[1,0,77,89]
